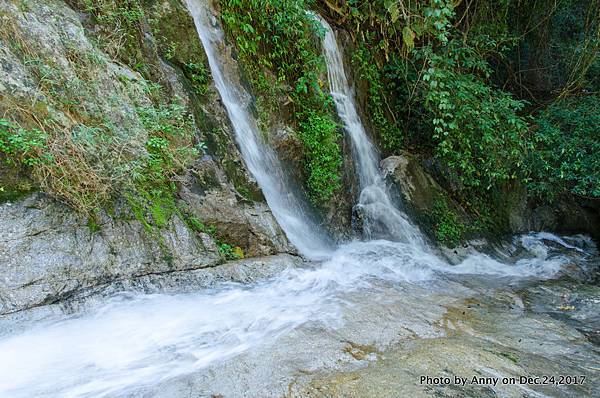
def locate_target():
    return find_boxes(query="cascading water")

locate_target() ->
[184,0,333,260]
[0,232,588,397]
[0,3,597,398]
[312,15,423,245]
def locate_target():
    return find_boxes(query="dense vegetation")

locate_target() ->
[1,0,598,247]
[0,0,243,259]
[215,0,598,243]
[221,0,343,202]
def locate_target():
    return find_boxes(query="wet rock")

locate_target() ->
[382,153,447,212]
[272,125,304,167]
[294,285,599,398]
[0,194,221,315]
[382,153,470,245]
[531,205,558,231]
[179,157,294,257]
[503,184,530,233]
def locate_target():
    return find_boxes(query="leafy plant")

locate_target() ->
[421,40,530,191]
[430,196,465,248]
[352,42,403,152]
[0,119,49,166]
[127,101,198,229]
[298,111,342,202]
[220,0,343,202]
[527,95,600,199]
[185,61,209,95]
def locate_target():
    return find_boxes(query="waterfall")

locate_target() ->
[185,0,333,259]
[313,15,423,246]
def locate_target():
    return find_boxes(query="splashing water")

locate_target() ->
[313,14,423,246]
[0,233,588,398]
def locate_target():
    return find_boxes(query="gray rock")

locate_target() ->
[179,157,294,257]
[382,153,446,212]
[0,0,294,315]
[0,194,222,315]
[531,205,558,231]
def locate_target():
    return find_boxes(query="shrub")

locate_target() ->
[298,111,342,202]
[421,40,530,191]
[527,95,600,200]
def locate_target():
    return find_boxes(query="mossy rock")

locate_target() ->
[148,0,209,95]
[0,161,35,203]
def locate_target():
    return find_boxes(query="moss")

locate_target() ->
[184,214,243,261]
[86,217,101,234]
[428,195,466,248]
[223,159,264,202]
[0,162,35,203]
[148,0,209,96]
[0,182,35,203]
[495,351,519,364]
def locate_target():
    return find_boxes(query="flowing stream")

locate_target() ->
[0,2,597,398]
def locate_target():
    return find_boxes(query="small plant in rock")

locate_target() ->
[298,111,342,202]
[0,119,49,167]
[431,197,465,248]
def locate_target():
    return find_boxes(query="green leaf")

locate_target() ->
[402,26,415,51]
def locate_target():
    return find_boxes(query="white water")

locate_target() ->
[312,15,423,245]
[185,0,332,259]
[0,233,580,398]
[0,4,595,398]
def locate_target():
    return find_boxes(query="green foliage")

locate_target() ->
[527,95,600,199]
[220,0,343,202]
[351,43,403,152]
[421,40,530,191]
[509,0,600,97]
[185,61,209,95]
[347,1,529,192]
[87,217,101,234]
[217,243,239,260]
[0,119,49,167]
[74,0,144,62]
[127,101,198,229]
[80,0,144,24]
[1,90,197,221]
[136,102,198,178]
[221,0,325,106]
[430,196,465,248]
[332,1,530,193]
[298,111,342,201]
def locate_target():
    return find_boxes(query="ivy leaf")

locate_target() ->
[384,0,400,22]
[402,26,415,51]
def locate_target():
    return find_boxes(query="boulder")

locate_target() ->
[381,153,447,212]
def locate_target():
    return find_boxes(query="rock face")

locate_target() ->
[179,157,295,257]
[0,189,296,315]
[382,153,447,213]
[0,194,219,315]
[0,0,294,314]
[383,153,600,243]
